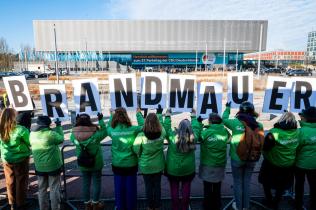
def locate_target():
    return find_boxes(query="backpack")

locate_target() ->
[76,140,99,168]
[237,121,264,162]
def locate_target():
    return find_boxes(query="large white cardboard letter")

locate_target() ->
[140,72,167,109]
[227,72,253,108]
[109,73,137,110]
[72,78,101,115]
[290,78,316,113]
[168,74,196,112]
[2,76,33,111]
[197,82,223,118]
[262,76,293,113]
[39,84,69,120]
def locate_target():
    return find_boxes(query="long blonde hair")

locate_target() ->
[176,119,195,153]
[0,108,17,143]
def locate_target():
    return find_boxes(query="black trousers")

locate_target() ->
[143,173,162,209]
[295,167,316,210]
[203,181,221,210]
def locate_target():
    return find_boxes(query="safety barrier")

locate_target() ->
[59,142,272,209]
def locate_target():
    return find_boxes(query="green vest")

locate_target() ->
[0,125,31,163]
[133,131,165,174]
[30,126,64,172]
[200,124,230,167]
[296,121,316,169]
[222,106,263,163]
[163,116,199,176]
[264,128,299,167]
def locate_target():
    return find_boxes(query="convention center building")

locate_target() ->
[32,20,268,71]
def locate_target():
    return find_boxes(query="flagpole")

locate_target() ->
[257,23,263,79]
[85,39,88,71]
[205,43,207,71]
[53,24,59,84]
[195,49,198,71]
[223,37,226,77]
[236,48,238,72]
[25,50,29,71]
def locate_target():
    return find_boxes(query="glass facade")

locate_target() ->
[307,31,316,60]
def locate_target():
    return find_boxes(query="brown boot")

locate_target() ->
[84,202,93,210]
[93,201,105,210]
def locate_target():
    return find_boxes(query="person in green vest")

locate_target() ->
[70,113,108,210]
[196,113,230,210]
[222,101,263,210]
[163,109,201,210]
[107,107,144,210]
[30,116,64,210]
[132,105,166,210]
[259,111,299,209]
[0,108,31,210]
[295,107,316,210]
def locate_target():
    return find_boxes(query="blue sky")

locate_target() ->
[0,0,315,52]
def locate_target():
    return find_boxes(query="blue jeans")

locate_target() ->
[82,170,102,203]
[231,159,255,209]
[114,174,137,210]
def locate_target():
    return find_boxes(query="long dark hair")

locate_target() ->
[143,113,162,134]
[111,107,132,128]
[75,113,99,129]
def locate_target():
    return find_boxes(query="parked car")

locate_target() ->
[286,69,312,77]
[21,71,38,79]
[0,72,8,78]
[264,68,282,74]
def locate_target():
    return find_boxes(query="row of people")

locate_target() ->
[0,102,315,210]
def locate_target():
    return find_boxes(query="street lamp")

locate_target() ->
[53,24,59,84]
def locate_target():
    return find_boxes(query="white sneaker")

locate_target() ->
[232,202,238,210]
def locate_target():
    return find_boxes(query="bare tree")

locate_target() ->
[0,37,18,71]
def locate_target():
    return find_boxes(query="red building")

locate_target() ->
[244,51,305,61]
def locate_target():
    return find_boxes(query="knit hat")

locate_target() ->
[299,106,316,122]
[208,113,222,124]
[32,116,51,131]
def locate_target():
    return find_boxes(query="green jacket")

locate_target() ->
[264,127,299,167]
[222,106,263,163]
[163,115,201,177]
[133,114,166,174]
[0,125,31,163]
[70,119,107,171]
[195,120,230,167]
[296,121,316,169]
[30,126,64,172]
[108,112,143,168]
